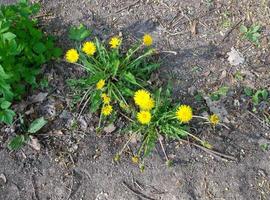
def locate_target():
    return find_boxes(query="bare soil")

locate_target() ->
[0,0,270,200]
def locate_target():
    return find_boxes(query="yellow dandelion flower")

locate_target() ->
[82,41,96,56]
[143,34,153,46]
[209,114,220,126]
[96,79,105,90]
[109,36,121,48]
[176,105,193,123]
[101,105,113,116]
[101,93,111,104]
[65,49,79,63]
[137,111,151,125]
[133,90,154,110]
[142,97,155,111]
[131,156,139,164]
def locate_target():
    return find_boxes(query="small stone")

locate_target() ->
[0,173,7,186]
[78,116,88,131]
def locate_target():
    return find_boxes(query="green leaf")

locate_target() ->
[121,87,134,97]
[244,87,253,96]
[252,89,268,105]
[251,25,261,33]
[28,117,47,134]
[68,24,91,41]
[112,59,120,76]
[123,72,138,85]
[0,109,16,125]
[8,135,25,151]
[33,42,46,54]
[90,91,101,113]
[2,32,16,41]
[240,25,248,33]
[143,131,157,158]
[1,101,11,109]
[52,47,62,58]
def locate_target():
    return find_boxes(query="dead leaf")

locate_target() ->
[30,92,48,103]
[25,107,35,115]
[220,70,227,80]
[28,136,41,151]
[104,124,116,134]
[227,47,245,66]
[190,20,198,35]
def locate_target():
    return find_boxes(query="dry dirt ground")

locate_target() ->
[0,0,270,200]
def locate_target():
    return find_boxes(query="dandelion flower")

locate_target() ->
[65,49,79,63]
[96,79,105,90]
[131,156,139,164]
[209,114,220,126]
[176,105,193,123]
[137,111,151,125]
[82,41,96,56]
[101,93,111,104]
[109,36,121,48]
[134,90,154,110]
[101,105,113,116]
[143,34,153,46]
[142,98,155,111]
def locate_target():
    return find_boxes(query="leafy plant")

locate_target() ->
[8,117,47,150]
[240,24,261,46]
[0,0,62,124]
[260,143,269,151]
[116,87,214,167]
[65,31,159,123]
[68,24,91,42]
[243,87,269,105]
[252,89,268,105]
[210,86,229,101]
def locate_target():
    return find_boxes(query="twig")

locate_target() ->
[119,111,135,122]
[179,138,237,161]
[122,181,157,200]
[248,110,270,129]
[221,19,242,42]
[31,175,40,200]
[158,50,177,55]
[78,88,92,110]
[104,0,140,18]
[158,135,169,162]
[65,170,74,200]
[78,93,92,118]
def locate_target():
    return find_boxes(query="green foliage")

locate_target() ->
[260,143,269,151]
[210,86,229,101]
[240,24,261,46]
[0,0,62,124]
[243,87,269,105]
[8,117,47,150]
[68,24,91,41]
[67,33,159,117]
[252,89,268,105]
[126,88,208,161]
[27,117,47,134]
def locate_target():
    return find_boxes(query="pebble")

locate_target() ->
[0,173,6,186]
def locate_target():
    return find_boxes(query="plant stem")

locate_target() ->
[158,133,169,162]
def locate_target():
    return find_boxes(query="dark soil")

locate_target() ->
[0,0,270,200]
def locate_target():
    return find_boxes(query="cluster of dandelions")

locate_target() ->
[65,34,152,64]
[64,31,223,165]
[65,33,154,119]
